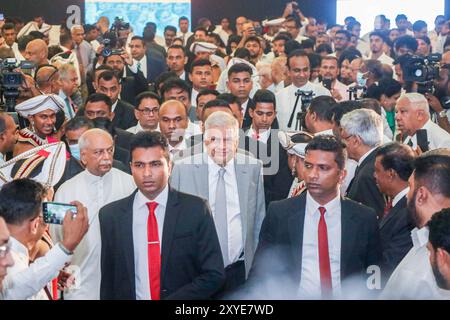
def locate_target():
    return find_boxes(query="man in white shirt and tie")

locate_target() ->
[276,50,330,131]
[177,16,192,47]
[127,92,160,134]
[58,64,79,119]
[51,129,136,300]
[381,152,450,299]
[396,93,450,151]
[171,111,266,296]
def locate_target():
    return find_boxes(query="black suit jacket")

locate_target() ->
[145,52,167,85]
[346,149,386,218]
[242,99,279,131]
[379,196,414,281]
[112,99,137,130]
[120,67,149,106]
[242,131,293,207]
[247,192,381,299]
[99,187,225,300]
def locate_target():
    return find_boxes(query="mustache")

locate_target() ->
[99,160,112,166]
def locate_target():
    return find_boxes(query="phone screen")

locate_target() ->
[43,202,77,225]
[0,14,4,21]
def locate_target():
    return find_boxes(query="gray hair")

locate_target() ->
[58,63,76,81]
[398,92,430,115]
[79,128,113,150]
[341,108,383,148]
[204,111,239,140]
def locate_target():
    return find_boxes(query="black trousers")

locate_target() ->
[213,260,246,299]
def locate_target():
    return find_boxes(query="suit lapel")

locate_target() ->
[160,188,181,282]
[288,194,306,274]
[235,158,250,245]
[118,191,138,290]
[340,199,358,278]
[193,154,209,200]
[380,196,406,229]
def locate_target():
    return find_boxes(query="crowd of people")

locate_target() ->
[0,1,450,300]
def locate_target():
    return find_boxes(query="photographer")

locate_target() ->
[0,179,88,300]
[425,64,450,133]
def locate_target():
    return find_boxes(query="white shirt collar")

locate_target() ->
[135,183,169,208]
[306,190,341,217]
[10,236,29,258]
[392,187,410,207]
[358,147,377,166]
[179,71,186,80]
[206,153,235,173]
[411,226,429,248]
[315,129,334,136]
[111,100,118,112]
[247,126,271,143]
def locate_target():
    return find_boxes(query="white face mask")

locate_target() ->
[69,144,81,161]
[356,72,367,87]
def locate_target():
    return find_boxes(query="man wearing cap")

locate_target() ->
[191,41,226,77]
[51,129,136,300]
[14,94,66,157]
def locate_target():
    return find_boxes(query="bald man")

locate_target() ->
[396,93,450,150]
[24,39,48,66]
[52,128,136,300]
[158,100,190,156]
[35,66,61,94]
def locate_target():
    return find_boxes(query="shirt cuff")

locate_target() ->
[128,62,138,74]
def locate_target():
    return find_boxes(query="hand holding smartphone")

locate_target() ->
[43,202,78,225]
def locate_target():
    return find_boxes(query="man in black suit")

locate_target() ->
[227,63,279,130]
[99,131,225,300]
[244,89,292,206]
[166,45,190,82]
[128,36,167,86]
[95,70,137,130]
[373,142,415,282]
[340,108,386,218]
[247,135,381,299]
[103,52,149,107]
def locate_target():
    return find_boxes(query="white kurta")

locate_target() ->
[51,168,136,300]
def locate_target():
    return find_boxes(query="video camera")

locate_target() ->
[100,38,124,58]
[288,90,314,130]
[0,58,35,112]
[110,16,130,33]
[401,53,441,94]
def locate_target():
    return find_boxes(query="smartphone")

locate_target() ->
[0,14,4,21]
[42,202,77,225]
[416,129,429,152]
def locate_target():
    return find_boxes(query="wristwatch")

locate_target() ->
[438,110,448,118]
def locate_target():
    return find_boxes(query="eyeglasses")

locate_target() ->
[0,241,11,259]
[137,107,159,116]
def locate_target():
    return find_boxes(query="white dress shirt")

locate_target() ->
[133,185,169,300]
[185,120,202,138]
[392,187,409,207]
[365,52,394,66]
[133,55,148,79]
[1,237,71,300]
[177,31,193,46]
[404,119,450,150]
[191,88,199,107]
[276,83,331,130]
[207,155,243,266]
[51,168,136,300]
[380,227,443,299]
[127,122,160,134]
[247,126,271,144]
[299,192,342,299]
[2,42,21,61]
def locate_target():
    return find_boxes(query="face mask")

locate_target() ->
[356,72,367,87]
[69,144,81,161]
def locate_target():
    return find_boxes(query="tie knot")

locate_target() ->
[146,201,158,214]
[318,206,326,217]
[219,167,226,177]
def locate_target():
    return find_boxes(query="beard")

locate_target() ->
[432,263,450,290]
[407,189,423,228]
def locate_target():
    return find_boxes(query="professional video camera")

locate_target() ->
[401,53,441,94]
[110,16,130,33]
[100,38,124,58]
[288,90,315,130]
[0,58,35,112]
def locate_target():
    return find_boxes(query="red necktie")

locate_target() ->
[318,206,332,297]
[383,199,393,217]
[146,202,161,300]
[252,131,260,140]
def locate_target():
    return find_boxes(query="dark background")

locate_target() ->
[0,0,448,28]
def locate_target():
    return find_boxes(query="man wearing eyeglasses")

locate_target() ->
[127,92,161,134]
[0,217,14,290]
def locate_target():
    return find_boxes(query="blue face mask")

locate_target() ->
[356,72,367,87]
[69,144,81,161]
